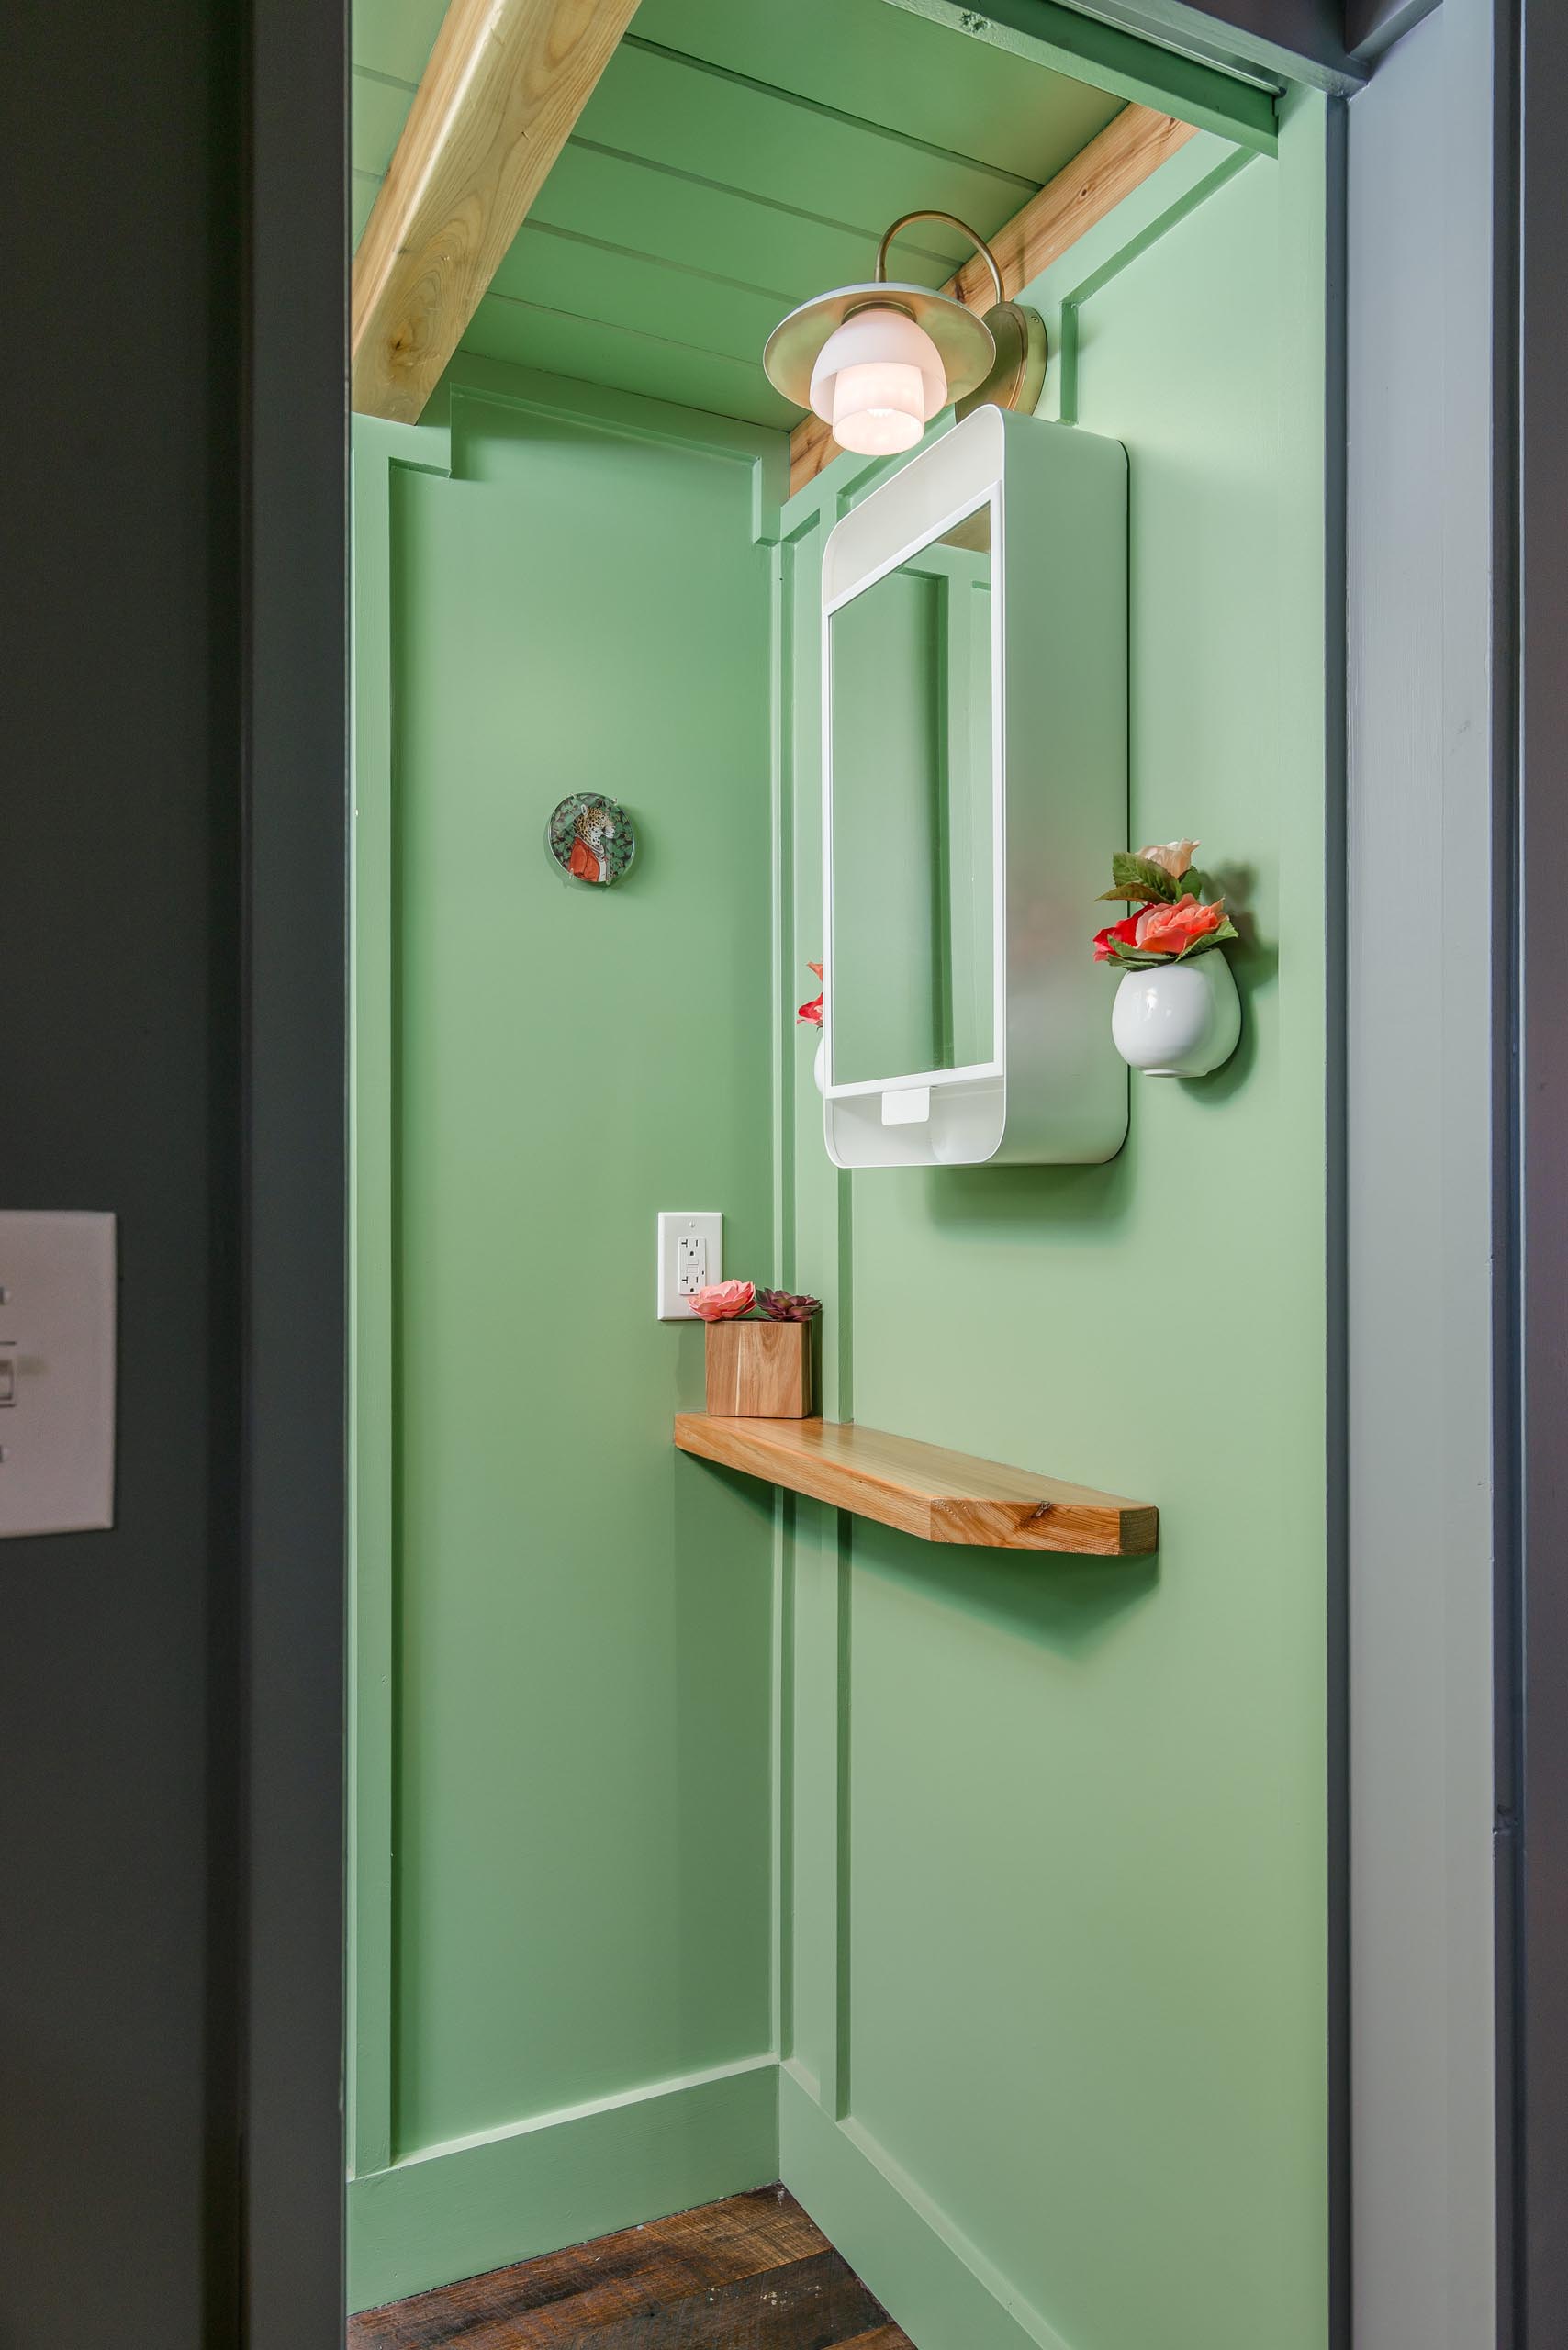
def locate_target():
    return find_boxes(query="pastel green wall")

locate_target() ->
[775,107,1329,2350]
[349,95,1330,2349]
[349,367,788,2306]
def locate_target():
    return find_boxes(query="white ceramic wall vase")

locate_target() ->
[813,1035,828,1095]
[1111,953,1240,1077]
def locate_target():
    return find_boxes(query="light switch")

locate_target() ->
[0,1211,117,1538]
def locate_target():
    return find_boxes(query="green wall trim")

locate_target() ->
[775,109,1330,2350]
[1057,146,1259,422]
[351,356,783,2224]
[877,0,1279,155]
[441,349,787,534]
[349,2058,781,2313]
[779,2068,1063,2350]
[349,413,452,2183]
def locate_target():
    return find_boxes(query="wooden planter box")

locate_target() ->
[704,1318,812,1418]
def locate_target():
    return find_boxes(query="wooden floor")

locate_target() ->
[348,2186,915,2348]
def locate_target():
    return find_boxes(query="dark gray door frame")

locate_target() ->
[0,3,345,2345]
[241,0,348,2342]
[1513,1,1568,2338]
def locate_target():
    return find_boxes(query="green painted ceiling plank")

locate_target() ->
[879,0,1280,155]
[351,0,446,87]
[459,294,798,430]
[531,143,954,312]
[576,43,1042,251]
[573,139,969,278]
[631,0,1125,185]
[352,67,415,181]
[621,33,1040,196]
[489,221,792,366]
[352,172,381,248]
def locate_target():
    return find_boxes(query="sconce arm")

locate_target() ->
[875,211,1005,308]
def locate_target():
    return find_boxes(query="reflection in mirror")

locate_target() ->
[828,499,994,1087]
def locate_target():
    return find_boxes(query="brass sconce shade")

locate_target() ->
[763,210,1047,454]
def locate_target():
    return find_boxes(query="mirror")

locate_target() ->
[827,499,995,1088]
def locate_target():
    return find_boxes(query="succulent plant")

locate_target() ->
[756,1289,822,1323]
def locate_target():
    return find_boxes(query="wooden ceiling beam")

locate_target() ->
[787,103,1198,500]
[352,0,644,424]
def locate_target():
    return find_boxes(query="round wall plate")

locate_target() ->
[546,792,637,887]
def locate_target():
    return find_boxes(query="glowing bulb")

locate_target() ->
[831,361,924,455]
[809,305,947,455]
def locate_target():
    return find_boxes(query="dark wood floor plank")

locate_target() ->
[552,2246,889,2348]
[349,2188,832,2349]
[838,2330,917,2349]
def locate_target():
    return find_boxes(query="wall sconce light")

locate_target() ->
[763,210,1047,458]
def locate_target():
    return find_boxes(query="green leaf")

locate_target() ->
[1104,852,1181,905]
[1103,943,1169,970]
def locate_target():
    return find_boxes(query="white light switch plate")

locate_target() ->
[657,1211,722,1320]
[0,1211,117,1538]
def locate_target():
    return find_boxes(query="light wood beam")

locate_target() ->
[788,103,1198,499]
[352,0,643,424]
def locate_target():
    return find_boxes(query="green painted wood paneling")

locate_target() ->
[351,2058,780,2311]
[882,0,1279,152]
[348,0,1273,427]
[631,0,1125,180]
[775,108,1327,2350]
[349,365,787,2306]
[353,0,444,84]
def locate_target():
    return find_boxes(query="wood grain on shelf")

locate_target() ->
[352,0,642,423]
[788,104,1199,498]
[675,1416,1158,1557]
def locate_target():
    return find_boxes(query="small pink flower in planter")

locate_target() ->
[689,1280,756,1322]
[1092,839,1239,969]
[797,962,823,1026]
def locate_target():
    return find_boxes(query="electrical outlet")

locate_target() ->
[657,1212,722,1321]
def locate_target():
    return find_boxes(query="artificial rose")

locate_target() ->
[1092,913,1143,962]
[689,1280,756,1322]
[1139,838,1199,881]
[1134,893,1226,957]
[798,960,823,1026]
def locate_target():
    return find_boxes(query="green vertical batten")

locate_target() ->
[776,106,1330,2350]
[879,0,1281,154]
[349,359,788,2310]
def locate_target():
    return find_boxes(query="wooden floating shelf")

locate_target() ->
[674,1416,1158,1559]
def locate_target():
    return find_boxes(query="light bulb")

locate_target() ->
[809,305,947,454]
[831,361,924,455]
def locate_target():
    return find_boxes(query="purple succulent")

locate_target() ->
[756,1289,822,1323]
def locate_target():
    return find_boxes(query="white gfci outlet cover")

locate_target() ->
[656,1211,722,1320]
[0,1211,117,1538]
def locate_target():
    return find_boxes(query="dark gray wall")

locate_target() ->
[0,6,345,2346]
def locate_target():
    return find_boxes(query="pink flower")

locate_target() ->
[798,961,823,1026]
[689,1280,756,1322]
[1133,894,1226,957]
